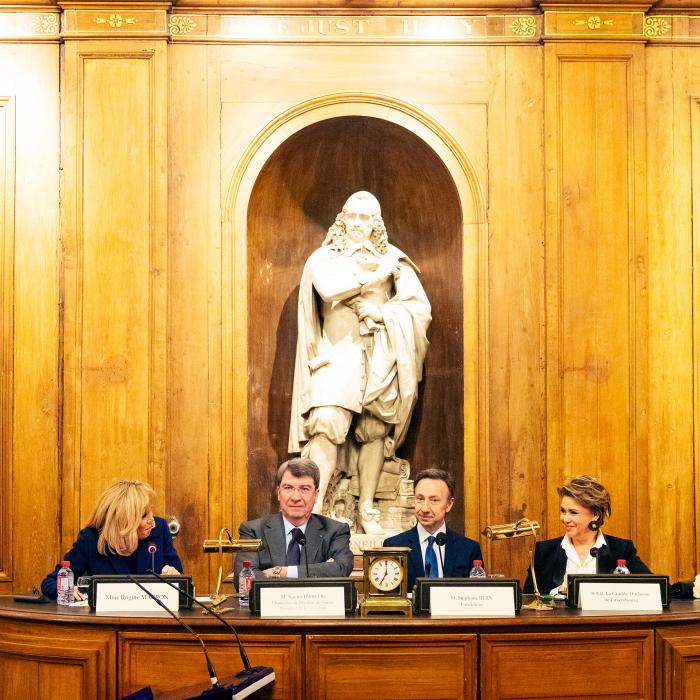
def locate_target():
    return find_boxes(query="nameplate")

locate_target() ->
[95,582,179,612]
[429,585,516,616]
[579,582,663,612]
[259,586,345,617]
[414,578,522,615]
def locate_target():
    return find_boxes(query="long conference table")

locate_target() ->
[1,596,700,699]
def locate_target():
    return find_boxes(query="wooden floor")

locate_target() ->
[1,597,700,699]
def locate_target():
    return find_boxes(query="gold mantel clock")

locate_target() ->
[359,546,412,616]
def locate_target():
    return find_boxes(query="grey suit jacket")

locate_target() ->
[233,513,354,588]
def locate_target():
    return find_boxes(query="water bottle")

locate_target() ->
[56,560,74,606]
[469,559,486,578]
[613,559,630,575]
[238,560,254,607]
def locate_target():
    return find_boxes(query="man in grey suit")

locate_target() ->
[234,458,354,587]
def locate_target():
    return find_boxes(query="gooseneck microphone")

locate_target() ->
[297,533,309,578]
[126,574,220,690]
[146,569,276,697]
[147,543,156,572]
[589,544,607,573]
[434,533,446,577]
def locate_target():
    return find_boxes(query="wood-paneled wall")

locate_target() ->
[2,0,700,593]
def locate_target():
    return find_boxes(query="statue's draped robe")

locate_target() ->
[289,241,431,459]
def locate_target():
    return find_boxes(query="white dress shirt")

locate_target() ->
[551,532,607,594]
[417,522,446,578]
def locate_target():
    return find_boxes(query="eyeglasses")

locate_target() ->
[279,485,316,497]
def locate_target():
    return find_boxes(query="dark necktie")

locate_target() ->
[425,535,439,578]
[286,527,302,566]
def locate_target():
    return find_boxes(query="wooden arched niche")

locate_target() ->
[247,115,465,529]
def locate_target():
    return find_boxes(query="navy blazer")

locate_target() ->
[523,533,651,594]
[383,526,483,590]
[41,516,182,599]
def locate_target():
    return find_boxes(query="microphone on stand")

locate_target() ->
[146,569,276,698]
[297,533,309,578]
[148,543,157,572]
[125,574,221,692]
[434,533,446,578]
[589,544,608,573]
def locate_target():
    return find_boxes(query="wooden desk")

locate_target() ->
[2,597,700,699]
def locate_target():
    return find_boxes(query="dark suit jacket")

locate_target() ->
[523,533,651,594]
[383,526,483,590]
[41,516,182,599]
[234,513,354,588]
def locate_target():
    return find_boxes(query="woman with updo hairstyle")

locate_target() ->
[42,480,182,600]
[524,475,650,595]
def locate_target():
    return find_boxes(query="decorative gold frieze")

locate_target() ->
[95,14,137,28]
[544,10,643,40]
[30,14,59,34]
[168,13,542,43]
[644,17,671,37]
[573,16,614,30]
[509,16,537,37]
[169,15,197,35]
[0,12,61,41]
[62,8,167,37]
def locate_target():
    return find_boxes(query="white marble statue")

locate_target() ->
[288,191,431,535]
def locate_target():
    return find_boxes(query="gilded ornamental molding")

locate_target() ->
[0,11,60,41]
[62,8,167,36]
[543,9,645,39]
[0,2,700,43]
[166,13,544,43]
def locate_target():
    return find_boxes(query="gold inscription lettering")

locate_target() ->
[458,18,473,34]
[402,18,419,35]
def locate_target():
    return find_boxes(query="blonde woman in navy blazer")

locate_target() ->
[42,480,182,600]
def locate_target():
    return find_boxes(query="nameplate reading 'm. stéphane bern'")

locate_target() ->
[430,585,516,617]
[168,14,542,43]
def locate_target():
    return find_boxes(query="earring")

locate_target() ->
[588,520,599,531]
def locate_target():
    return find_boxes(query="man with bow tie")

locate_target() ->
[289,191,432,535]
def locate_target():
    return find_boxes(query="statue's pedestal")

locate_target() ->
[350,532,400,555]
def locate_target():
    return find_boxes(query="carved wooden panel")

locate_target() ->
[306,633,477,699]
[544,44,648,549]
[167,42,224,589]
[61,41,167,545]
[0,44,60,594]
[0,95,14,584]
[656,624,700,699]
[484,45,546,580]
[119,631,301,699]
[0,620,115,700]
[481,630,653,698]
[645,47,697,581]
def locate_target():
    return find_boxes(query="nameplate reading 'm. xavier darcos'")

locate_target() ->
[430,585,515,617]
[95,582,179,613]
[579,582,663,612]
[259,587,344,617]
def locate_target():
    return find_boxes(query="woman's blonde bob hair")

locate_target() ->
[86,480,155,556]
[557,475,611,527]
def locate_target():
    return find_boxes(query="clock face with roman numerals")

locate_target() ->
[369,557,403,592]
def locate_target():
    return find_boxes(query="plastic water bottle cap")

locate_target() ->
[617,559,626,566]
[243,561,252,567]
[61,561,70,567]
[473,560,482,566]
